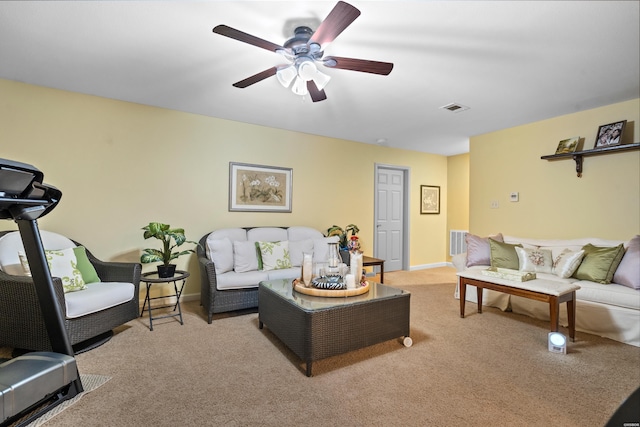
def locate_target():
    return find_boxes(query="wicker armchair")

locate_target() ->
[0,230,141,353]
[198,233,259,324]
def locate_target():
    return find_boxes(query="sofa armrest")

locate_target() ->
[198,255,218,290]
[451,252,468,272]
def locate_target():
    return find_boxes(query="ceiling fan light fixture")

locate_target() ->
[276,65,297,88]
[312,69,331,91]
[291,76,308,96]
[297,60,317,81]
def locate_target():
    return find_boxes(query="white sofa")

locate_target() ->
[197,226,337,323]
[452,234,640,347]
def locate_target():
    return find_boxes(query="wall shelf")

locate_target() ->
[541,142,640,177]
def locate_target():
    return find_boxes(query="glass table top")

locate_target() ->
[259,279,408,311]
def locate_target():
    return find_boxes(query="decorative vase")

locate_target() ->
[327,242,342,276]
[301,252,313,286]
[157,264,176,278]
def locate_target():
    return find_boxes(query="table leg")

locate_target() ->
[173,280,184,325]
[477,286,483,313]
[146,283,154,331]
[549,296,559,332]
[567,292,576,342]
[379,264,384,283]
[459,279,466,318]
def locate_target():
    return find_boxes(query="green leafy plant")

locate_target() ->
[326,224,360,250]
[140,222,198,266]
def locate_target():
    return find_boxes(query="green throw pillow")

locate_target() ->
[573,243,625,284]
[73,246,100,283]
[255,242,264,270]
[489,238,522,270]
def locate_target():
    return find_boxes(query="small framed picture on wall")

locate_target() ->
[420,185,440,214]
[594,120,626,148]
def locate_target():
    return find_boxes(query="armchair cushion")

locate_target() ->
[64,282,134,318]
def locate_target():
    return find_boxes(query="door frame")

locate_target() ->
[373,163,411,271]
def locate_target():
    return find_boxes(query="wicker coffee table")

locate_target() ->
[258,279,411,376]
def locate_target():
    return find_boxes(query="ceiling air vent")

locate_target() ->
[440,103,470,113]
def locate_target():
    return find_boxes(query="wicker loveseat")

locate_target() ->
[0,230,141,352]
[198,226,337,323]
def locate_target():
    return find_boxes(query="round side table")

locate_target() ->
[140,270,189,331]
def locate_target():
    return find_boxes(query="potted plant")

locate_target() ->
[141,222,198,278]
[326,224,360,264]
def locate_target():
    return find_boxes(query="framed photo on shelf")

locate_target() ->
[555,137,580,154]
[420,185,440,214]
[594,120,626,148]
[229,162,292,212]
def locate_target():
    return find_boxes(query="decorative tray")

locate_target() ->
[481,267,536,282]
[293,278,370,297]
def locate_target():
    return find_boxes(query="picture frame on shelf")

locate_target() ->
[594,120,626,148]
[555,136,580,154]
[229,162,292,212]
[420,185,440,214]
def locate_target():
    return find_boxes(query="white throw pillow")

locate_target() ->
[233,240,259,273]
[553,249,585,278]
[257,241,292,271]
[45,248,87,293]
[288,239,314,267]
[207,238,234,274]
[515,247,553,273]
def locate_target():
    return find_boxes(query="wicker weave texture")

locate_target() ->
[259,281,410,375]
[0,231,141,352]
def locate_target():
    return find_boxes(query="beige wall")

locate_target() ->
[446,153,470,260]
[469,98,640,240]
[0,79,449,297]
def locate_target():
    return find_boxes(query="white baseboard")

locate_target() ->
[409,262,453,271]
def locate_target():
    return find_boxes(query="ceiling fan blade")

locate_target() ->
[232,67,277,88]
[307,81,327,102]
[309,1,361,46]
[323,56,394,75]
[213,25,285,52]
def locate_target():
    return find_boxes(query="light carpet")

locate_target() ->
[2,267,639,426]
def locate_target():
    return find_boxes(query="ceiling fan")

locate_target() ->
[212,1,393,102]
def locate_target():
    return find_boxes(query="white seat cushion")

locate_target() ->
[575,281,640,310]
[267,267,300,281]
[216,271,269,290]
[64,282,134,318]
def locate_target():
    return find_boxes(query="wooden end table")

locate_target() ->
[362,255,385,283]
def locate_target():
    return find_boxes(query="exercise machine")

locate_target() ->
[0,158,83,426]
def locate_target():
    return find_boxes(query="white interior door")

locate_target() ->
[374,166,408,272]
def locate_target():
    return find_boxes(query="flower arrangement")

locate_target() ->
[325,224,360,251]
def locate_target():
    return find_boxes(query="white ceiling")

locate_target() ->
[1,1,638,156]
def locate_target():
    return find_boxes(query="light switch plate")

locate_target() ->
[510,192,519,202]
